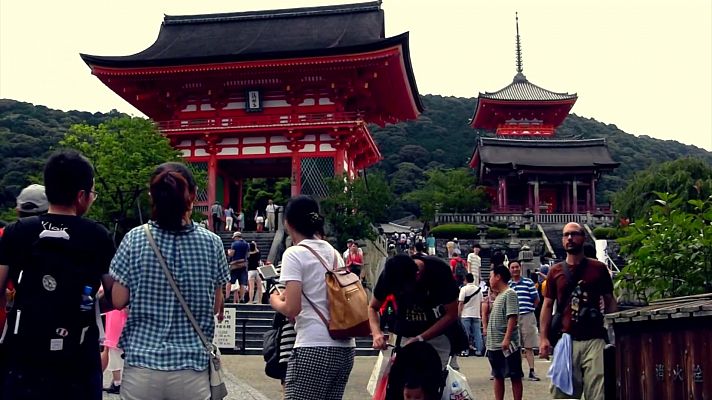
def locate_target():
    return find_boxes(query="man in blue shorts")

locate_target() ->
[227,231,249,303]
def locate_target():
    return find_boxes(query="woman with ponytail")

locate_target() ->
[270,195,355,399]
[109,162,230,400]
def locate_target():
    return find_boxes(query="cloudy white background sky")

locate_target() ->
[1,0,710,150]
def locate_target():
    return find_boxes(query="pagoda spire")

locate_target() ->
[514,12,527,82]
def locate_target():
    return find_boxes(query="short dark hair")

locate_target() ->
[149,162,197,230]
[492,264,511,282]
[43,150,94,207]
[465,273,475,283]
[473,244,481,249]
[414,241,425,253]
[508,259,521,268]
[284,195,324,238]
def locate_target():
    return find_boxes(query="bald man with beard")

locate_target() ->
[539,222,617,399]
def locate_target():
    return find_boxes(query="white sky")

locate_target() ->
[1,0,710,150]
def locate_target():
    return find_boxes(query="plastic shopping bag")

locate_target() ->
[372,351,396,400]
[441,365,475,400]
[367,350,386,395]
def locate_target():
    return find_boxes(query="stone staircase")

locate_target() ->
[219,231,275,262]
[221,304,377,356]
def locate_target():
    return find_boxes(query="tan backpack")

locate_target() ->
[299,243,370,339]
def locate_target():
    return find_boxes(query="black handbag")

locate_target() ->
[263,313,286,380]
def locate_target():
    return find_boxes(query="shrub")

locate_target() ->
[518,228,541,238]
[430,223,478,239]
[492,222,509,229]
[486,227,509,239]
[593,227,619,239]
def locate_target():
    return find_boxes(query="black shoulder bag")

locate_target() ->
[548,258,586,347]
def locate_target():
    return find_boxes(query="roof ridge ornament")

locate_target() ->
[514,12,527,83]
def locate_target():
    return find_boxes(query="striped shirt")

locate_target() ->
[486,288,520,350]
[508,277,539,314]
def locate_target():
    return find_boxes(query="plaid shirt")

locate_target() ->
[110,221,230,371]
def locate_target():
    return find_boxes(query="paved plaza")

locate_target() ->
[103,354,553,399]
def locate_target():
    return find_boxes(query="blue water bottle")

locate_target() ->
[80,285,94,311]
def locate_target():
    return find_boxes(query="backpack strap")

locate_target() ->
[463,287,482,305]
[556,258,587,315]
[296,243,340,330]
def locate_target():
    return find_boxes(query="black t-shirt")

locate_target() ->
[248,250,261,271]
[373,256,458,337]
[0,214,115,371]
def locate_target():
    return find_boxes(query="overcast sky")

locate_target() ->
[1,0,710,150]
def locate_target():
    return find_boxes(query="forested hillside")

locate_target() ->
[0,99,122,209]
[1,96,710,214]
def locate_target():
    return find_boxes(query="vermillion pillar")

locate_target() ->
[207,152,218,227]
[291,156,301,197]
[591,177,597,210]
[572,180,578,214]
[534,179,540,216]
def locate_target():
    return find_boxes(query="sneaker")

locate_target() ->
[104,382,121,394]
[459,350,469,357]
[528,372,541,381]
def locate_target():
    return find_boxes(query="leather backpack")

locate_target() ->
[299,244,370,339]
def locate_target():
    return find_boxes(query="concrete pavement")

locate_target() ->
[104,353,553,399]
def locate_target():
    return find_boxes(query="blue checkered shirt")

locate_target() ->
[110,221,230,371]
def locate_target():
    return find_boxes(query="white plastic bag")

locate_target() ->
[441,365,475,400]
[367,349,387,396]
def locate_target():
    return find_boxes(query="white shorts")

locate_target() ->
[248,270,260,282]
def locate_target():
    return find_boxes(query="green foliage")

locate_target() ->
[429,223,478,239]
[241,178,291,229]
[613,158,712,221]
[517,228,540,238]
[616,192,712,302]
[486,227,510,239]
[593,227,619,239]
[404,168,490,221]
[60,117,189,236]
[320,175,393,249]
[0,99,121,210]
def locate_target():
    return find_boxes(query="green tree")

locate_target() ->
[320,174,394,249]
[60,117,195,236]
[613,158,712,221]
[617,192,712,302]
[405,168,490,221]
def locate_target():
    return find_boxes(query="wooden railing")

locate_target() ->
[158,111,362,131]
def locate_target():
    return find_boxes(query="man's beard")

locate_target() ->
[565,243,583,254]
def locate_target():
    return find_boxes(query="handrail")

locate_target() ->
[537,224,557,259]
[585,223,620,273]
[158,111,363,131]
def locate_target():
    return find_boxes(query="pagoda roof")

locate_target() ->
[470,138,619,171]
[81,2,391,68]
[478,74,577,102]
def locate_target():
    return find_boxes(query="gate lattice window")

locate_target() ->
[190,162,209,213]
[300,157,334,198]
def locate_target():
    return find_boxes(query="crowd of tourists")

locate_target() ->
[209,198,279,233]
[0,149,617,400]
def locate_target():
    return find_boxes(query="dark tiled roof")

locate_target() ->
[479,73,577,101]
[81,2,388,67]
[475,138,619,169]
[606,293,712,324]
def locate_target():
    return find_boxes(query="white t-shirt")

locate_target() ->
[280,239,355,348]
[458,283,483,318]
